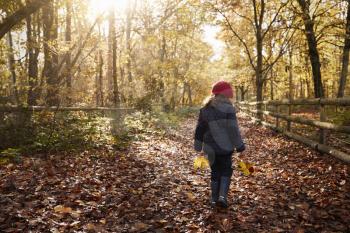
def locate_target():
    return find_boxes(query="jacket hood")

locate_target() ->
[208,95,234,114]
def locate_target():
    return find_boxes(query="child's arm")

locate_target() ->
[194,110,207,152]
[227,107,245,152]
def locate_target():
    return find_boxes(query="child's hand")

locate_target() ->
[236,144,246,153]
[193,154,209,170]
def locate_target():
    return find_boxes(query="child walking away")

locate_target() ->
[194,81,245,208]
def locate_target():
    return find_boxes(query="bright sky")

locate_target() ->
[202,24,225,61]
[88,0,129,18]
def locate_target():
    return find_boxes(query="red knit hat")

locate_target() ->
[212,81,233,98]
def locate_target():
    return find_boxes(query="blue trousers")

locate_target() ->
[210,153,233,181]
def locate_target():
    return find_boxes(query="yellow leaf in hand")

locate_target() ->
[193,156,209,170]
[238,161,255,176]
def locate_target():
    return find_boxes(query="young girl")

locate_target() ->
[194,81,245,208]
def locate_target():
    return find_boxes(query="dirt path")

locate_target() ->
[1,114,349,232]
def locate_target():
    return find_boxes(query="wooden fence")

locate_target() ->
[236,98,350,163]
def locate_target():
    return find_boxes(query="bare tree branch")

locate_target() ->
[262,28,296,78]
[262,0,289,39]
[210,2,256,70]
[155,0,188,30]
[252,0,260,28]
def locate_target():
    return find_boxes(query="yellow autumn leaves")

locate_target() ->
[193,156,209,170]
[194,156,255,176]
[238,161,255,176]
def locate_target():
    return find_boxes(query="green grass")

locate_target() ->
[0,106,199,163]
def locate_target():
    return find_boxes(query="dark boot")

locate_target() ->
[210,180,220,207]
[218,176,231,208]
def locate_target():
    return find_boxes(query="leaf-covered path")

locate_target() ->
[1,114,349,232]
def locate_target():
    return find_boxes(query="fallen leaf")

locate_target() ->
[130,222,149,232]
[54,205,72,214]
[86,223,95,231]
[186,192,196,201]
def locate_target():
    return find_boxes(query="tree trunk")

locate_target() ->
[107,8,117,105]
[6,31,19,104]
[43,0,59,106]
[304,49,312,98]
[187,84,192,106]
[182,82,186,105]
[112,32,119,107]
[108,8,119,107]
[95,53,99,106]
[170,67,179,111]
[338,1,350,97]
[125,1,134,82]
[306,78,311,98]
[239,86,246,101]
[256,24,264,120]
[300,78,304,98]
[256,80,263,118]
[99,50,104,107]
[288,47,294,100]
[65,0,72,105]
[270,80,274,100]
[159,34,166,107]
[297,0,324,98]
[332,80,336,98]
[325,83,329,98]
[118,33,125,105]
[95,23,104,107]
[107,11,113,103]
[26,9,39,106]
[270,68,274,100]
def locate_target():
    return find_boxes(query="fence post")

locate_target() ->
[319,102,326,145]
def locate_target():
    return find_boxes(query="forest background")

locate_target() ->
[0,0,350,154]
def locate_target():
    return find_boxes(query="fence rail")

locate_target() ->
[237,98,350,163]
[244,97,350,106]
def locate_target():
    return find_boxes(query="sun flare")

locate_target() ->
[88,0,129,18]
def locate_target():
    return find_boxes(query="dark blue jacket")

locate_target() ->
[194,96,245,156]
